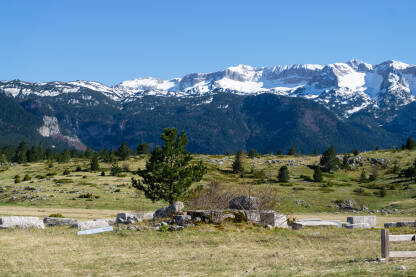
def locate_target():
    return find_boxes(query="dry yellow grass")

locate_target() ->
[2,225,416,276]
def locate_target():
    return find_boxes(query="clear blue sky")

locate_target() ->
[1,0,415,85]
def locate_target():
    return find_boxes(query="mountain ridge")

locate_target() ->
[2,59,415,120]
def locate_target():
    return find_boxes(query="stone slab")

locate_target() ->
[43,217,77,227]
[0,216,44,229]
[292,219,340,230]
[347,216,376,227]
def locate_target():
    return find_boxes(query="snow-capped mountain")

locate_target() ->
[1,60,415,119]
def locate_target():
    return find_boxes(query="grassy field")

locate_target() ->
[2,224,416,276]
[2,149,416,276]
[1,149,416,214]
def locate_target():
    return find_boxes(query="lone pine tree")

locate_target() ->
[132,128,206,204]
[278,166,290,182]
[232,150,244,174]
[320,146,339,172]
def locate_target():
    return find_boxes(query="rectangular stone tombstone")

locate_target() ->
[292,219,340,230]
[384,221,416,228]
[260,211,288,228]
[116,212,154,224]
[347,216,376,228]
[0,216,44,229]
[76,219,110,231]
[244,210,261,223]
[342,222,370,229]
[77,226,113,235]
[43,217,77,227]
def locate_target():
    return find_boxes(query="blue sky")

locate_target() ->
[1,0,415,85]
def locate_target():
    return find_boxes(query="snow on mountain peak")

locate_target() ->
[1,60,416,118]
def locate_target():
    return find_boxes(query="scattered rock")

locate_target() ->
[396,265,406,271]
[333,199,358,211]
[0,216,45,229]
[175,214,192,226]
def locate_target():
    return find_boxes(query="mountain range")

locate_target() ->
[0,59,415,153]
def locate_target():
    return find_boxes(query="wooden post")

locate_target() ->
[381,229,390,261]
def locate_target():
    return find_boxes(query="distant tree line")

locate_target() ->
[0,141,151,164]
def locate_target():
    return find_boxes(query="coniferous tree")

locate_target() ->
[60,149,71,163]
[232,150,244,174]
[84,146,94,159]
[341,155,350,170]
[406,137,416,150]
[313,148,319,156]
[117,142,131,161]
[90,155,100,171]
[14,141,28,163]
[248,149,258,159]
[45,148,53,161]
[359,169,367,183]
[98,148,108,160]
[320,146,339,172]
[110,162,121,176]
[276,149,282,155]
[278,166,290,182]
[132,128,206,204]
[288,146,296,155]
[70,149,79,158]
[105,149,117,163]
[313,167,323,182]
[137,143,149,155]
